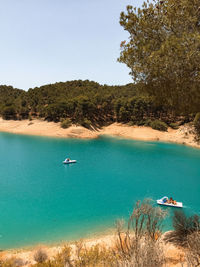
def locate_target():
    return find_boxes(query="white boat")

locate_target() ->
[63,158,77,164]
[157,196,183,208]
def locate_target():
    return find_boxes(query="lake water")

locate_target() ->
[0,132,200,249]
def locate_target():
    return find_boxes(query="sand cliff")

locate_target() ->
[0,118,199,149]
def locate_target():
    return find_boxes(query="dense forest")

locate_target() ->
[0,0,200,136]
[0,80,192,131]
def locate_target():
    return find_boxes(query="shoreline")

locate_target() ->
[0,118,192,266]
[0,233,185,267]
[0,118,199,149]
[0,234,116,266]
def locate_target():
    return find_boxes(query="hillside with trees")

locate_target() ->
[0,80,193,132]
[0,0,200,137]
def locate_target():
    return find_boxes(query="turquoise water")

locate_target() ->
[0,133,200,249]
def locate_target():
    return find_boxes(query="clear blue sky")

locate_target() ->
[0,0,144,90]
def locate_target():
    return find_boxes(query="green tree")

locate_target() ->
[119,0,200,113]
[150,120,168,131]
[119,106,130,122]
[19,106,29,119]
[73,96,95,122]
[2,106,17,120]
[0,80,179,126]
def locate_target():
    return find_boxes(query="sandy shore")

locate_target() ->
[0,234,185,267]
[0,118,199,149]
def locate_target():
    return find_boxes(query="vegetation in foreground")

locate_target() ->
[0,199,200,267]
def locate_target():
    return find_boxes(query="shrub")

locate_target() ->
[80,118,91,129]
[34,248,48,263]
[119,106,130,122]
[169,122,179,129]
[13,258,26,267]
[116,199,167,243]
[0,257,26,267]
[144,119,152,127]
[34,245,72,267]
[115,199,167,266]
[128,121,135,126]
[136,120,146,126]
[150,120,168,131]
[164,211,200,246]
[19,107,29,119]
[2,106,17,120]
[60,118,72,129]
[74,244,116,267]
[130,116,144,126]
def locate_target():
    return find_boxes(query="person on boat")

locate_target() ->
[168,197,177,205]
[163,197,168,203]
[165,197,173,204]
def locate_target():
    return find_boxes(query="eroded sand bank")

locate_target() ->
[0,118,199,149]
